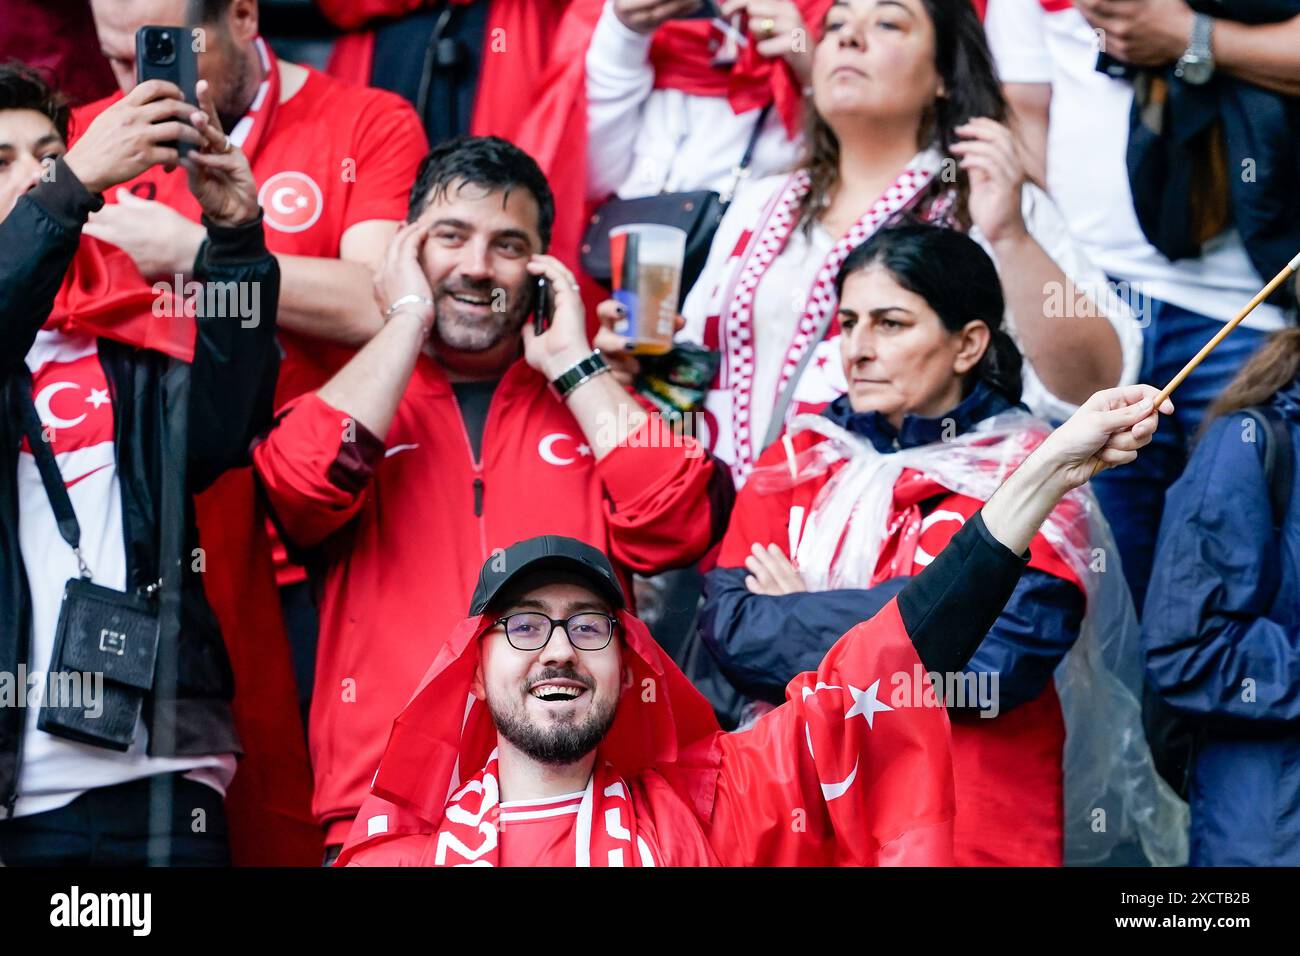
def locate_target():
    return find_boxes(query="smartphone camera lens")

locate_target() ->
[146,29,177,66]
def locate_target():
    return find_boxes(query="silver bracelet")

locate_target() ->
[385,294,434,317]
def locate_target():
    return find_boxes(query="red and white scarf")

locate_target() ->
[709,150,952,481]
[432,749,658,867]
[227,36,279,161]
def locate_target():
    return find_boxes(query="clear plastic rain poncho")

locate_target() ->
[748,408,1189,866]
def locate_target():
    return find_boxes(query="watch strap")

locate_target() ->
[1189,12,1213,59]
[551,351,610,399]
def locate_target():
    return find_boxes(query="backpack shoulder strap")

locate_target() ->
[1240,405,1294,528]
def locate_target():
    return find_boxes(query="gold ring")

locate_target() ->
[757,17,777,36]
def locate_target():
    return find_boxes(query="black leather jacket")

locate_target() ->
[0,160,280,810]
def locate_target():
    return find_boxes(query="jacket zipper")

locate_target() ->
[453,389,499,562]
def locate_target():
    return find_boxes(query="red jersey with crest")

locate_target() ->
[252,357,726,844]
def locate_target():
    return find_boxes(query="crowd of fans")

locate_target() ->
[0,0,1296,867]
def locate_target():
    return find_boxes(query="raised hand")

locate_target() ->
[950,117,1029,246]
[372,220,435,331]
[522,255,594,380]
[980,384,1173,556]
[720,0,814,84]
[1040,383,1174,489]
[614,0,704,34]
[181,79,259,227]
[62,79,203,194]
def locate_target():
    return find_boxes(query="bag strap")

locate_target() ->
[15,373,91,580]
[1242,404,1294,528]
[719,103,774,204]
[760,303,838,452]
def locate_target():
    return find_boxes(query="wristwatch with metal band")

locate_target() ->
[1175,13,1215,85]
[551,350,610,399]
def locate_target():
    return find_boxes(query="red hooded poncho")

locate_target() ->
[338,599,957,866]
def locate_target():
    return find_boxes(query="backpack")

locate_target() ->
[1144,404,1294,799]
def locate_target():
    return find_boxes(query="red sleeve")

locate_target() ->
[340,91,429,232]
[706,599,956,866]
[251,392,385,548]
[595,417,723,573]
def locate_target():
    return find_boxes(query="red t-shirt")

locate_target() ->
[73,62,428,404]
[497,791,586,867]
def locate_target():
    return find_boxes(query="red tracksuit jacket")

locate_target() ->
[252,355,726,843]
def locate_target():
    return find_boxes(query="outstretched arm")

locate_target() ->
[900,383,1173,674]
[707,385,1171,865]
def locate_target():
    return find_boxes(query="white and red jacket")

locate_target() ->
[252,356,730,843]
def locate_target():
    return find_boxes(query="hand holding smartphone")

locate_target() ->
[675,0,721,19]
[134,25,199,157]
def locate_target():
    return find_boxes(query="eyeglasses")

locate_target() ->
[494,612,617,652]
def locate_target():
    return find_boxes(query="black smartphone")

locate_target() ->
[531,276,553,335]
[134,25,199,157]
[676,0,721,20]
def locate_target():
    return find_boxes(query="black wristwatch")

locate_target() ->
[551,350,611,399]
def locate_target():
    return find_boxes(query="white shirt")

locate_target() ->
[984,0,1287,330]
[584,0,805,203]
[7,328,234,819]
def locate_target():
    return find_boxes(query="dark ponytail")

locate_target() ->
[835,222,1023,404]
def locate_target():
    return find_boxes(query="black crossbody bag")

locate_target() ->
[580,104,773,304]
[17,387,161,751]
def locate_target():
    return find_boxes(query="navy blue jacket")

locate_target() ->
[1143,376,1300,866]
[698,385,1084,714]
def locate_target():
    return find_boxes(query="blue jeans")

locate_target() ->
[1090,296,1269,614]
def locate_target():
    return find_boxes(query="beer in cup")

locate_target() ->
[610,223,685,355]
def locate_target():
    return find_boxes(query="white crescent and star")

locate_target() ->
[538,433,592,467]
[801,678,893,801]
[34,382,108,430]
[271,186,310,216]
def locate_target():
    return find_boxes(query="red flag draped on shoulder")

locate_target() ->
[48,237,196,361]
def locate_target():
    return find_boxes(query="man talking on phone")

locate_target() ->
[252,136,734,863]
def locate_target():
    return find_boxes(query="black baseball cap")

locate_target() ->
[468,535,627,616]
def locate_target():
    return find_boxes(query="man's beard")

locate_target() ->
[432,277,529,353]
[487,670,619,766]
[214,41,257,133]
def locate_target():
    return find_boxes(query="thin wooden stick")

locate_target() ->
[1089,251,1300,479]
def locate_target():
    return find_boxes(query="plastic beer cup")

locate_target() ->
[609,223,685,355]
